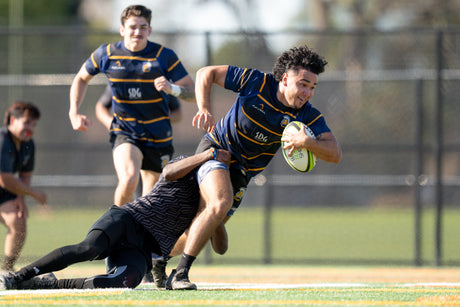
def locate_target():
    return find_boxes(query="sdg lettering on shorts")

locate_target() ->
[128,88,142,99]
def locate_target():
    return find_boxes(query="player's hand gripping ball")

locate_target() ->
[281,121,317,172]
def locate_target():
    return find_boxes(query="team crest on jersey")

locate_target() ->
[233,187,246,202]
[280,116,290,128]
[142,62,152,72]
[160,155,171,168]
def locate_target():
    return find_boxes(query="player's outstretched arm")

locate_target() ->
[163,148,231,181]
[69,64,94,131]
[193,65,229,133]
[0,172,47,205]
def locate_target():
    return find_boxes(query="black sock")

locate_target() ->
[176,253,196,272]
[56,278,86,289]
[15,248,67,281]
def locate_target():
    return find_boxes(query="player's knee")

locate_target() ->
[118,176,138,193]
[7,221,26,236]
[74,241,104,260]
[208,197,233,218]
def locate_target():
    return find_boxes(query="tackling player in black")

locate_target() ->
[0,148,230,290]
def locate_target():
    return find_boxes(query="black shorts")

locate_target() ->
[0,190,16,206]
[195,135,250,216]
[88,206,160,272]
[110,134,173,172]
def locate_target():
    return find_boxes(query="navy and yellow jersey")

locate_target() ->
[206,66,331,179]
[98,84,181,112]
[0,127,35,203]
[85,41,189,148]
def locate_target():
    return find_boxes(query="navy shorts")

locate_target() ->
[111,134,173,172]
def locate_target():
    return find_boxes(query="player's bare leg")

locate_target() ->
[184,168,232,256]
[139,169,161,196]
[167,168,232,290]
[112,143,143,206]
[0,201,26,271]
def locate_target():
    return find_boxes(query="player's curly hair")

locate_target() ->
[4,101,40,126]
[120,5,152,26]
[272,45,328,82]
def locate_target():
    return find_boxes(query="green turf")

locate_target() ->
[6,206,460,266]
[2,284,460,306]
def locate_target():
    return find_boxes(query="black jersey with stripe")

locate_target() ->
[120,156,199,257]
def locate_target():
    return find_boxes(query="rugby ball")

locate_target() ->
[281,121,317,172]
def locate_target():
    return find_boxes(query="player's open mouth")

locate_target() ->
[297,97,307,104]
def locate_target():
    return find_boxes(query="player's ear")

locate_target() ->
[119,24,125,36]
[282,73,288,86]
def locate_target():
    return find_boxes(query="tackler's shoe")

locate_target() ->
[152,259,168,288]
[18,273,57,290]
[165,268,197,290]
[0,272,19,290]
[142,271,154,283]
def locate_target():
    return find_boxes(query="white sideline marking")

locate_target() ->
[195,282,369,289]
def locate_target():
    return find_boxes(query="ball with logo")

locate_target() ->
[281,121,317,172]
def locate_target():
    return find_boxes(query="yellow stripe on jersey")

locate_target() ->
[240,68,248,89]
[112,96,163,104]
[109,78,155,83]
[108,55,158,62]
[139,135,172,143]
[114,113,169,124]
[208,133,223,147]
[168,59,181,72]
[109,128,172,143]
[155,45,164,58]
[241,151,276,160]
[258,74,267,92]
[307,114,324,126]
[236,129,279,147]
[257,94,297,118]
[90,52,98,69]
[241,106,282,137]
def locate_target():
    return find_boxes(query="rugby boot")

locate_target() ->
[18,273,57,289]
[165,268,197,290]
[152,259,168,288]
[0,272,19,290]
[142,271,154,283]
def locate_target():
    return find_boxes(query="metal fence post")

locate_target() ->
[434,29,445,267]
[414,78,424,266]
[263,170,273,264]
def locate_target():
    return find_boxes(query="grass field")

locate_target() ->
[2,265,460,306]
[2,206,460,305]
[12,206,460,265]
